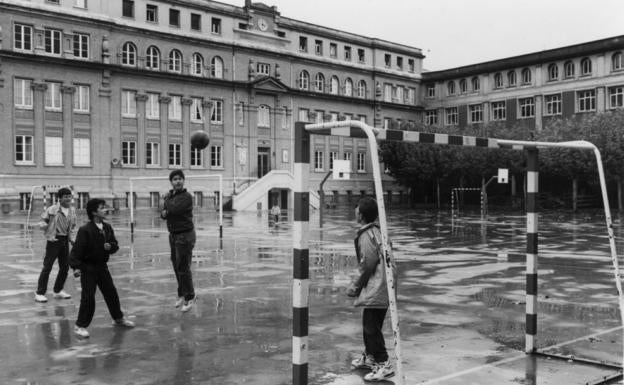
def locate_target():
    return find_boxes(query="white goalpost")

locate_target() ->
[128,174,223,239]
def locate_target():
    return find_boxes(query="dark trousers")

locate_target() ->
[36,237,70,295]
[76,265,123,328]
[362,307,389,363]
[169,229,196,301]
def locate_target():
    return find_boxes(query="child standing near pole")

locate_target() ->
[347,197,396,381]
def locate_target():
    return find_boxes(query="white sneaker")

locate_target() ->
[112,318,135,328]
[180,297,196,312]
[74,326,90,338]
[174,297,184,308]
[351,352,376,370]
[34,294,48,303]
[364,360,394,381]
[53,290,71,299]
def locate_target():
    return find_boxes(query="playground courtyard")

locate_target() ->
[0,204,623,384]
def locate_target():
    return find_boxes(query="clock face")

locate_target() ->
[258,18,268,31]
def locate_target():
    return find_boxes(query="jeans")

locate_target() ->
[362,307,389,363]
[169,229,196,301]
[36,237,70,295]
[76,265,123,328]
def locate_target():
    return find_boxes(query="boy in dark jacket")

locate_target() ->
[70,198,134,338]
[161,169,196,312]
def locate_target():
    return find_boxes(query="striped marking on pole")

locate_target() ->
[526,148,539,353]
[293,122,310,385]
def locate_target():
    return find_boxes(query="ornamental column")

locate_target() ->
[159,96,171,168]
[181,97,193,168]
[61,85,75,167]
[31,82,47,167]
[135,93,149,168]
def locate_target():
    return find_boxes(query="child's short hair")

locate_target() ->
[169,169,185,181]
[357,197,378,223]
[57,187,72,198]
[86,198,106,221]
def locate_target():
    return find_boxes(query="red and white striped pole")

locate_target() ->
[525,148,538,353]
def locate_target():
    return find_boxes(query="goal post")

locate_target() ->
[25,184,74,229]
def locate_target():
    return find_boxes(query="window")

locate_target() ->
[344,46,352,61]
[146,4,158,22]
[122,0,134,18]
[15,135,34,164]
[396,86,404,103]
[45,82,62,111]
[211,18,222,34]
[146,46,160,70]
[146,93,160,119]
[329,151,337,170]
[121,42,136,66]
[45,137,63,165]
[564,61,575,78]
[191,13,201,31]
[47,0,60,4]
[384,54,391,67]
[169,9,180,27]
[73,33,89,58]
[609,86,624,108]
[447,81,456,96]
[578,89,596,112]
[493,73,503,89]
[471,77,480,92]
[169,143,181,166]
[544,94,562,115]
[383,118,391,129]
[424,110,437,125]
[344,78,353,96]
[507,71,516,86]
[210,100,223,123]
[298,70,309,90]
[329,43,337,58]
[521,68,531,84]
[121,90,137,117]
[491,101,506,121]
[257,62,270,75]
[74,85,89,112]
[74,0,86,8]
[343,152,352,169]
[459,79,467,94]
[426,84,435,98]
[191,97,203,122]
[44,28,62,55]
[445,107,458,125]
[612,52,623,71]
[581,57,592,76]
[298,108,309,122]
[211,56,223,78]
[548,63,559,81]
[314,110,324,124]
[169,95,181,120]
[210,145,222,168]
[519,97,535,118]
[357,152,366,172]
[169,50,182,73]
[314,73,325,92]
[314,151,324,171]
[357,48,365,63]
[407,88,415,104]
[299,36,308,52]
[408,58,415,72]
[14,24,32,51]
[191,147,203,167]
[192,53,204,76]
[314,40,323,55]
[329,76,340,95]
[14,78,33,109]
[397,56,403,70]
[384,83,392,102]
[357,80,366,98]
[145,142,159,166]
[122,141,136,165]
[258,105,270,127]
[73,138,90,166]
[469,104,483,123]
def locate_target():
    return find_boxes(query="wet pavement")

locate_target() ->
[0,205,623,384]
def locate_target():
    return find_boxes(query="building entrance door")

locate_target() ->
[257,147,270,178]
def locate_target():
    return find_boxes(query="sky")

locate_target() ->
[216,0,624,71]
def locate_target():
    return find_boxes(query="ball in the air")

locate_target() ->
[190,130,210,150]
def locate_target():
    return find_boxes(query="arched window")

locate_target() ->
[493,73,503,89]
[564,61,575,78]
[121,42,136,66]
[581,57,592,75]
[344,78,353,96]
[357,80,366,98]
[298,70,309,90]
[330,76,339,95]
[447,80,456,95]
[459,79,467,94]
[471,76,480,92]
[612,52,623,71]
[146,46,160,70]
[192,53,204,76]
[258,105,270,127]
[211,56,223,78]
[547,63,558,81]
[507,71,517,86]
[314,73,325,92]
[521,68,531,84]
[169,49,182,73]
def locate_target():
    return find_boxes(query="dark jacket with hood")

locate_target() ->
[69,221,119,269]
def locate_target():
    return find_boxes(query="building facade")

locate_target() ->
[0,0,423,213]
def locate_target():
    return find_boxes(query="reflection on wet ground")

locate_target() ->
[0,205,622,384]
